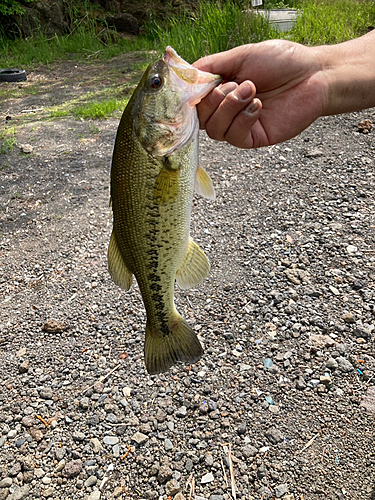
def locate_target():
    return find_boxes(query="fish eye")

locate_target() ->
[148,74,163,90]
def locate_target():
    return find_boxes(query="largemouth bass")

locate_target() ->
[108,47,221,375]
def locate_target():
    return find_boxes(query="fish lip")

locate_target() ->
[163,46,222,106]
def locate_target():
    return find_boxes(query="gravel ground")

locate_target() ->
[0,65,375,500]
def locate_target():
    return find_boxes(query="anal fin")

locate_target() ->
[176,237,210,290]
[108,231,133,290]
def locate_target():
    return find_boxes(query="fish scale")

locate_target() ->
[108,47,221,374]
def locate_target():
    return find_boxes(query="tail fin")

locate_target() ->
[144,313,203,375]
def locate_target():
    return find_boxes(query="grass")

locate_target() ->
[291,0,375,45]
[0,126,18,154]
[49,97,129,120]
[145,0,280,63]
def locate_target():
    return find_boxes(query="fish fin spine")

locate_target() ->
[145,311,203,375]
[195,165,215,200]
[108,231,133,290]
[176,237,210,290]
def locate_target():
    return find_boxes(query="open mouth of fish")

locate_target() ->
[163,46,222,107]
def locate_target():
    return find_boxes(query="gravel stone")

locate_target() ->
[131,432,148,445]
[265,427,284,444]
[201,472,214,484]
[336,356,354,373]
[103,436,119,446]
[0,479,12,488]
[62,460,83,478]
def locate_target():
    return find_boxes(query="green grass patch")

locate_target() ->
[47,88,130,120]
[0,126,18,154]
[291,0,375,45]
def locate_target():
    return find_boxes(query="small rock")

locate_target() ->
[360,386,375,414]
[90,438,102,453]
[342,311,355,324]
[164,438,173,451]
[165,478,180,496]
[6,485,30,500]
[174,494,186,500]
[176,406,187,418]
[265,427,284,445]
[326,358,338,370]
[201,472,214,484]
[85,476,97,488]
[237,422,247,435]
[73,431,86,442]
[87,491,101,500]
[131,432,148,445]
[18,360,30,374]
[42,319,68,333]
[305,147,324,158]
[157,465,173,484]
[336,356,353,373]
[62,460,83,478]
[39,387,53,400]
[242,444,257,458]
[357,118,372,133]
[29,427,43,442]
[103,436,119,446]
[18,143,33,154]
[0,478,12,488]
[275,484,289,497]
[320,375,332,387]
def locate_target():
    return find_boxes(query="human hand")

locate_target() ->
[193,40,326,148]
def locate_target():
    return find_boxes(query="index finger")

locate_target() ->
[193,45,250,81]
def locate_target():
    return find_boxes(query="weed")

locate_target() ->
[0,137,17,154]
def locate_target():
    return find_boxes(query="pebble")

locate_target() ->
[131,432,148,445]
[176,406,187,417]
[85,475,98,488]
[342,311,355,323]
[336,356,353,373]
[265,427,284,444]
[62,460,83,478]
[201,472,214,484]
[0,478,12,488]
[7,485,30,500]
[326,358,338,370]
[164,438,173,451]
[103,436,119,446]
[90,438,102,453]
[275,484,289,497]
[86,491,101,500]
[165,478,180,496]
[158,465,173,484]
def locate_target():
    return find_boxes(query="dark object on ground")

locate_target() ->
[105,13,139,35]
[0,68,27,82]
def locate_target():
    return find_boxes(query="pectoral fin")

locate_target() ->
[176,237,210,290]
[108,231,133,290]
[195,166,215,200]
[154,165,180,204]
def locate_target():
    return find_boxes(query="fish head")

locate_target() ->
[131,46,222,157]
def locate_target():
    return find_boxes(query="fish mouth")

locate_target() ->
[163,46,222,106]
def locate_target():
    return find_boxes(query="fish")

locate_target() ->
[108,46,222,375]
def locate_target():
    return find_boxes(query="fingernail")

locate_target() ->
[245,99,259,114]
[236,81,253,101]
[220,81,237,96]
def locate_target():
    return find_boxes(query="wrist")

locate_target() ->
[316,31,375,116]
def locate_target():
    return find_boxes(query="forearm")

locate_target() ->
[315,30,375,116]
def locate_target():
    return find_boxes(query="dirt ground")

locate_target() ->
[0,55,374,500]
